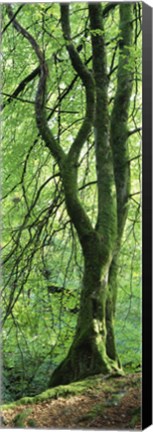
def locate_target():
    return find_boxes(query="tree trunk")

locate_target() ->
[49,2,133,389]
[49,241,122,388]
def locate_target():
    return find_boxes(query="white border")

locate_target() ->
[0,0,152,4]
[0,1,152,431]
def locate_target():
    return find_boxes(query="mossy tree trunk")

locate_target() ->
[7,3,134,387]
[106,4,134,363]
[49,3,133,387]
[50,256,117,387]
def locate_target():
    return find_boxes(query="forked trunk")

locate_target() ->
[49,3,133,388]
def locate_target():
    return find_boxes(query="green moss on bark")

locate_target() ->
[49,256,122,388]
[110,4,133,238]
[49,4,133,389]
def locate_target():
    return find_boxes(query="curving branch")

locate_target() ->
[60,4,95,164]
[6,5,65,166]
[110,4,134,239]
[103,2,119,18]
[5,4,95,261]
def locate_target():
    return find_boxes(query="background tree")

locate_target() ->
[2,2,141,397]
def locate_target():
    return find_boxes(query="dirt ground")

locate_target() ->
[1,373,141,429]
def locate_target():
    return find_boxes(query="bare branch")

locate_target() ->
[128,127,142,137]
[1,5,24,35]
[103,2,119,18]
[1,67,40,110]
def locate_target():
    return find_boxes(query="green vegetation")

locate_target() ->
[1,373,141,429]
[1,2,141,402]
[12,409,32,427]
[1,374,113,410]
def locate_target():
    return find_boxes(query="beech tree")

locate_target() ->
[2,2,141,388]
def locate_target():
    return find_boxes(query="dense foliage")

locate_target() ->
[1,2,141,401]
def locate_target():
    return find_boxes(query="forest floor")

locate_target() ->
[1,372,141,429]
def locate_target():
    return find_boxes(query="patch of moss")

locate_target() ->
[130,407,141,428]
[1,373,140,412]
[27,418,38,427]
[2,374,103,409]
[88,402,105,419]
[13,408,32,427]
[79,402,105,422]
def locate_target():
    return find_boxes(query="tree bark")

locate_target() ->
[106,3,134,363]
[49,3,133,388]
[50,245,121,387]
